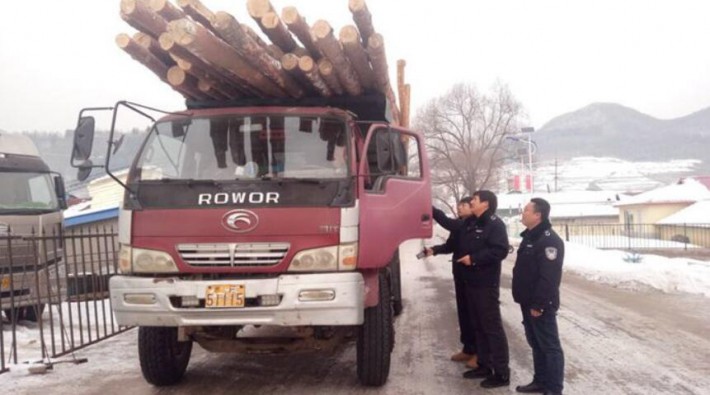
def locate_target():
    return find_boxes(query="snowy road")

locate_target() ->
[4,239,709,394]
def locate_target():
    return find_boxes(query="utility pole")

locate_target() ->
[554,158,558,192]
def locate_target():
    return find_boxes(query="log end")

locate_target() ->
[158,32,175,50]
[247,0,273,19]
[311,20,332,40]
[367,33,384,50]
[133,32,151,48]
[120,0,137,15]
[175,57,191,71]
[167,66,187,85]
[318,58,334,75]
[212,11,233,30]
[149,0,168,12]
[281,6,300,25]
[261,12,280,30]
[281,53,300,71]
[298,56,315,72]
[169,19,197,46]
[348,0,367,13]
[339,25,360,44]
[197,79,212,92]
[115,33,132,49]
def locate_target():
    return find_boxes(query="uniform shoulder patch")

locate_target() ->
[544,230,551,236]
[545,247,558,261]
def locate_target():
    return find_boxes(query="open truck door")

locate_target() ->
[357,125,432,270]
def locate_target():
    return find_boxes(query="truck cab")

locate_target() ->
[72,96,432,386]
[0,133,67,322]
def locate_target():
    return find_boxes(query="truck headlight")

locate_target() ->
[119,245,179,274]
[289,243,357,272]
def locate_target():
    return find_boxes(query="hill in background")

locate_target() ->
[535,103,710,172]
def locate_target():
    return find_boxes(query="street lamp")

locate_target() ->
[521,127,535,193]
[506,127,536,193]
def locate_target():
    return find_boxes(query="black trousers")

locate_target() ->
[521,305,565,393]
[465,285,509,376]
[454,276,476,354]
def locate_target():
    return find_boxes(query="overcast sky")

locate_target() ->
[1,0,710,133]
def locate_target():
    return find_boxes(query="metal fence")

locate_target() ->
[0,225,130,375]
[507,221,710,252]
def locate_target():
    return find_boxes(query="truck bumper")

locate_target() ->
[110,272,364,327]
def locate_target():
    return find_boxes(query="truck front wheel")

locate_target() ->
[356,271,393,386]
[138,327,192,386]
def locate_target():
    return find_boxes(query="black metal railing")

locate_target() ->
[0,225,131,374]
[507,221,710,251]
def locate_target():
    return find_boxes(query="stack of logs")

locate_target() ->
[117,0,411,126]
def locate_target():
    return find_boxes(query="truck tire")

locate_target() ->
[3,308,19,322]
[23,304,46,322]
[138,327,192,386]
[3,304,45,323]
[356,271,393,387]
[390,253,403,316]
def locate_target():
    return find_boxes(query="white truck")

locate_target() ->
[0,132,67,322]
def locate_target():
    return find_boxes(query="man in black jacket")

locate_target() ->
[512,198,565,395]
[426,197,478,369]
[457,190,511,389]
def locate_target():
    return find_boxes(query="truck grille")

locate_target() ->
[177,243,290,268]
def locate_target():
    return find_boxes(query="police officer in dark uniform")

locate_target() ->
[457,190,511,389]
[512,198,565,395]
[426,197,478,369]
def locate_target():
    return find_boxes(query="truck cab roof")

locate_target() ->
[0,133,40,157]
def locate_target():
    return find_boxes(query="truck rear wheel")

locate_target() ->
[3,304,45,323]
[356,271,393,386]
[138,327,192,386]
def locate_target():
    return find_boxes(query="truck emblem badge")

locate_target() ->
[222,210,259,233]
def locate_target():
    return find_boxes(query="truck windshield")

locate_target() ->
[0,171,58,213]
[134,115,349,182]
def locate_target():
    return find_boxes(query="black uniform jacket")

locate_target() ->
[431,207,465,276]
[512,219,565,311]
[434,208,509,287]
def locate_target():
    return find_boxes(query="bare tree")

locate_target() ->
[414,82,523,212]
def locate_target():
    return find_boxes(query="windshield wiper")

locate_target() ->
[273,177,325,185]
[156,178,221,188]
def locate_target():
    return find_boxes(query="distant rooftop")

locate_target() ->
[657,200,710,226]
[615,178,710,207]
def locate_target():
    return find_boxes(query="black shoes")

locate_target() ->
[481,374,510,388]
[463,366,492,379]
[516,381,546,393]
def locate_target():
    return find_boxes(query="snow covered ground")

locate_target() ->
[560,240,710,297]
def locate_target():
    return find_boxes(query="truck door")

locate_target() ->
[357,125,432,268]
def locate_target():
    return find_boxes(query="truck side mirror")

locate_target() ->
[72,116,96,163]
[54,175,68,210]
[72,116,96,181]
[76,160,93,182]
